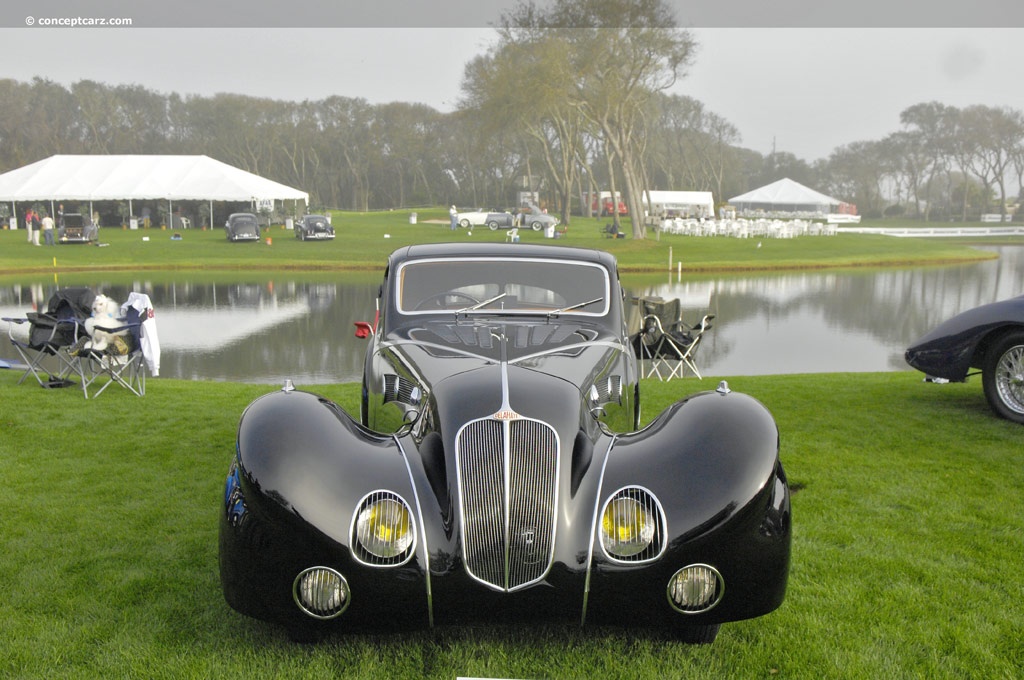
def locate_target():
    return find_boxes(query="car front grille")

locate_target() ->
[456,417,559,591]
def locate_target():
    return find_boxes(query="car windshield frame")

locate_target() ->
[395,256,611,317]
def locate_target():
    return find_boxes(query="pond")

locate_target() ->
[2,247,1022,384]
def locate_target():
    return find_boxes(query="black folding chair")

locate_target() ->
[3,287,95,389]
[630,296,714,380]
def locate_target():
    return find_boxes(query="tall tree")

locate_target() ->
[495,0,696,237]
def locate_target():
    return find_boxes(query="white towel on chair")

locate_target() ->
[121,292,161,377]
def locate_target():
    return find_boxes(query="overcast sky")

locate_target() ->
[3,2,1023,163]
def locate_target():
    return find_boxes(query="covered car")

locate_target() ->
[906,294,1024,423]
[225,213,260,242]
[219,243,791,643]
[295,214,335,241]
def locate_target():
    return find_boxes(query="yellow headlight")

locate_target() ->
[356,496,414,560]
[601,496,655,558]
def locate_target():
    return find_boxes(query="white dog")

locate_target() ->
[84,294,129,351]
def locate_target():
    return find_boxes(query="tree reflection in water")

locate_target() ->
[1,247,1020,382]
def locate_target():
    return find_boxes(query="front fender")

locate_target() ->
[610,388,780,535]
[221,388,431,628]
[587,386,790,625]
[236,389,408,545]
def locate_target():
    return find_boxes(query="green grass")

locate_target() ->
[1,210,1014,276]
[2,211,1021,677]
[1,370,1021,678]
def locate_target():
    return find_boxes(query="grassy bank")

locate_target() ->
[1,211,1013,276]
[1,370,1021,678]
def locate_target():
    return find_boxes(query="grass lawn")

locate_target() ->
[2,210,1022,677]
[1,370,1021,678]
[1,211,1016,276]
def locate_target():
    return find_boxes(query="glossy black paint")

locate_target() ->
[225,213,260,242]
[220,243,791,639]
[906,295,1024,381]
[294,214,335,241]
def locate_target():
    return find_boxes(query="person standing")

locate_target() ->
[25,209,38,245]
[449,205,459,231]
[41,212,55,246]
[31,210,41,245]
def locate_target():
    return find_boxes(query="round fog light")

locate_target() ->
[293,566,350,619]
[667,564,724,614]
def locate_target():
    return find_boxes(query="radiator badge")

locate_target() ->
[493,409,520,421]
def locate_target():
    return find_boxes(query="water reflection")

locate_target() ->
[1,247,1020,383]
[635,246,1023,376]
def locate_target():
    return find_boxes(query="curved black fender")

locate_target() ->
[220,388,430,628]
[586,386,790,626]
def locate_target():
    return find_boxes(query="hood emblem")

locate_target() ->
[493,409,520,421]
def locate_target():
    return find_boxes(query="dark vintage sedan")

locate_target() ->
[57,213,99,244]
[295,214,335,241]
[906,294,1024,423]
[219,243,791,643]
[225,212,261,242]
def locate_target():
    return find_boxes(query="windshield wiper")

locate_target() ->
[456,293,508,315]
[546,297,603,318]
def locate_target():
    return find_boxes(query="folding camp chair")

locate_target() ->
[67,293,159,398]
[630,296,714,380]
[3,287,95,389]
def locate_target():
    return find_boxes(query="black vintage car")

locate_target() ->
[225,213,260,242]
[294,214,335,241]
[906,294,1024,423]
[57,213,99,244]
[219,243,791,643]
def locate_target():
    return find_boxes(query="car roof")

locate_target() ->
[388,243,617,270]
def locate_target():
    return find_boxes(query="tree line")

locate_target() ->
[2,0,1022,236]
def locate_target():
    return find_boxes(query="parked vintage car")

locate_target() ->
[225,213,260,242]
[57,213,99,244]
[906,294,1024,423]
[457,209,559,231]
[219,243,791,643]
[294,214,335,241]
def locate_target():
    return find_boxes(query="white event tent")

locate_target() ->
[0,154,309,227]
[728,178,841,214]
[643,190,715,218]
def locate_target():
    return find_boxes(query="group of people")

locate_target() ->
[22,205,61,246]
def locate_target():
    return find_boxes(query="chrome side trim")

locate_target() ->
[393,434,434,627]
[581,434,617,626]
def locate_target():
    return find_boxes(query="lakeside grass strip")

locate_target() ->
[1,371,1021,678]
[0,212,1008,276]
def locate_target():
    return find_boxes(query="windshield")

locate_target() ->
[396,257,610,316]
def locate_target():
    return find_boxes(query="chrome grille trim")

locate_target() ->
[456,416,559,592]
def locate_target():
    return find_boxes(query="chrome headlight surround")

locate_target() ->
[598,486,666,563]
[667,564,725,614]
[293,566,350,620]
[351,490,417,567]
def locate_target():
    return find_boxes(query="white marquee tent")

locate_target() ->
[728,178,841,214]
[0,154,308,226]
[643,190,715,218]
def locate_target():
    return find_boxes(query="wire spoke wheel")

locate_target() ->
[982,332,1024,423]
[995,345,1024,413]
